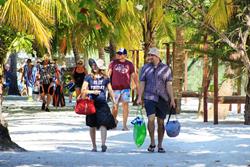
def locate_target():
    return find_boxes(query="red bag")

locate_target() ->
[75,98,96,115]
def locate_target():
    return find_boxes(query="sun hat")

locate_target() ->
[88,58,106,70]
[116,48,127,55]
[95,59,106,70]
[148,47,160,58]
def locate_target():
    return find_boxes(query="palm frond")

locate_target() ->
[36,0,75,23]
[205,0,234,30]
[95,9,114,30]
[1,0,52,52]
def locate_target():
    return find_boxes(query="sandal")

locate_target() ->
[101,145,107,152]
[91,148,97,152]
[158,147,166,153]
[147,145,156,152]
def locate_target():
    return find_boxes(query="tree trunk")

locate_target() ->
[109,39,116,61]
[8,53,20,95]
[143,28,155,64]
[141,3,156,64]
[52,5,59,56]
[71,32,80,65]
[172,26,185,113]
[237,73,242,113]
[245,74,250,125]
[0,98,25,151]
[98,47,105,60]
[0,121,25,151]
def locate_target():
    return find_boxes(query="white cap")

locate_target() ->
[148,47,160,58]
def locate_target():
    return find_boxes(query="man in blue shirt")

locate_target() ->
[137,47,175,153]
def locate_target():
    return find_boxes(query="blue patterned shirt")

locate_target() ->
[139,62,173,102]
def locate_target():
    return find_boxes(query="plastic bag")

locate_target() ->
[131,108,147,148]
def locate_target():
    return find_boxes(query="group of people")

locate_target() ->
[2,47,175,153]
[17,55,67,111]
[79,47,175,153]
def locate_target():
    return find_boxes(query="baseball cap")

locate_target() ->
[116,48,127,55]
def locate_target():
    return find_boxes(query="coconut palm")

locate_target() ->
[0,0,78,150]
[0,0,53,54]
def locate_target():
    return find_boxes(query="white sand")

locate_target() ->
[0,98,250,167]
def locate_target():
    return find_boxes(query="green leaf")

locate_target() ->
[79,1,84,8]
[77,13,85,21]
[0,0,6,6]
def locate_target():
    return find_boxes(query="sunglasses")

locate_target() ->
[77,62,83,65]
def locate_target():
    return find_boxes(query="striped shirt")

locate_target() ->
[139,62,173,102]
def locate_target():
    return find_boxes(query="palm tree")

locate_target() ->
[170,0,250,124]
[201,0,250,124]
[172,26,185,113]
[0,0,53,150]
[0,0,53,54]
[130,0,174,63]
[0,0,76,150]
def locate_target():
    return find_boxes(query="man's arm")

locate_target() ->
[137,81,145,104]
[166,81,175,108]
[108,68,112,77]
[107,83,115,103]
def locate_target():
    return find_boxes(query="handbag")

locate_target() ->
[74,95,96,115]
[165,107,181,137]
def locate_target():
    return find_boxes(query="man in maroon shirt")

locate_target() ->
[108,48,139,130]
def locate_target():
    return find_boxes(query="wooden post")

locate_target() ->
[203,35,208,122]
[133,50,140,106]
[131,50,135,103]
[213,56,218,124]
[163,43,171,65]
[136,50,139,70]
[172,42,175,70]
[184,51,188,91]
[237,75,242,113]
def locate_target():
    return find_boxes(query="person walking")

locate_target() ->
[51,60,65,108]
[3,64,12,95]
[108,48,139,131]
[72,59,87,98]
[81,58,116,152]
[21,59,36,97]
[137,47,175,153]
[39,55,54,112]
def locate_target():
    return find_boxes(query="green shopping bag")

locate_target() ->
[131,107,147,148]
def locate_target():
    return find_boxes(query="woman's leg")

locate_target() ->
[100,126,107,152]
[89,127,97,151]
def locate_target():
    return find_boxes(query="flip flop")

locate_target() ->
[147,145,156,152]
[122,127,129,131]
[158,147,166,153]
[101,145,107,152]
[91,148,97,152]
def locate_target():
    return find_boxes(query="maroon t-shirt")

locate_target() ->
[109,59,135,90]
